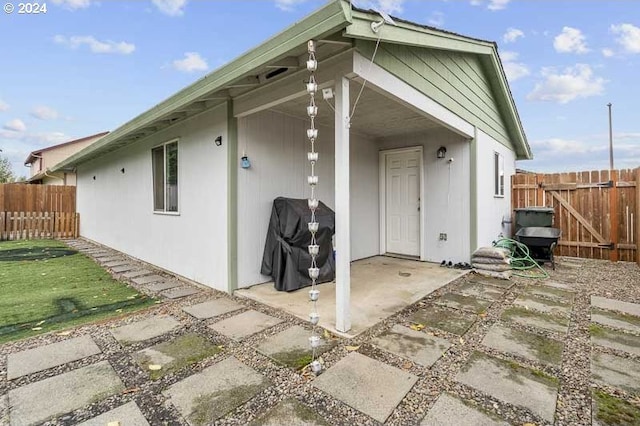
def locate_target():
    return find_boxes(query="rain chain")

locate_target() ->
[306,40,323,375]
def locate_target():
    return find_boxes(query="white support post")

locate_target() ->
[335,76,351,333]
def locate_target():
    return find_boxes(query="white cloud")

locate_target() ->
[54,35,135,55]
[500,51,530,82]
[152,0,187,16]
[30,105,59,121]
[503,27,524,43]
[51,0,91,10]
[3,119,26,132]
[172,52,208,73]
[352,0,404,14]
[602,48,615,58]
[0,99,8,112]
[554,26,589,54]
[470,0,511,10]
[611,23,640,54]
[527,64,605,104]
[427,11,444,27]
[275,0,307,11]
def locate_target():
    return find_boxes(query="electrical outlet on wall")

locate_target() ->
[439,233,448,241]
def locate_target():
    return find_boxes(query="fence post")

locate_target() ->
[610,171,619,262]
[636,168,640,266]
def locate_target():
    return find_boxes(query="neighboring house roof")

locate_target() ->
[53,0,530,172]
[24,131,110,166]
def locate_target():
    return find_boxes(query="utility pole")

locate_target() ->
[607,103,614,170]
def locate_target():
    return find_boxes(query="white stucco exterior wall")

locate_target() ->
[475,129,516,248]
[378,127,471,263]
[237,109,379,288]
[76,105,229,291]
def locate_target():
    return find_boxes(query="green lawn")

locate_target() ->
[0,239,157,344]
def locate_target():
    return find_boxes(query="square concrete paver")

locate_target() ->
[132,274,166,285]
[78,402,150,426]
[481,324,564,366]
[591,296,640,317]
[97,256,123,263]
[161,287,200,299]
[252,399,329,426]
[146,280,181,292]
[123,269,153,279]
[257,326,334,368]
[420,393,508,426]
[410,306,476,335]
[313,352,418,423]
[8,335,101,379]
[104,260,129,268]
[435,293,493,314]
[468,276,513,289]
[456,352,558,422]
[210,310,283,340]
[183,298,243,319]
[111,315,180,344]
[111,264,136,273]
[524,285,575,303]
[501,307,569,334]
[372,324,451,367]
[591,307,640,334]
[164,356,269,426]
[454,282,504,301]
[513,294,571,316]
[590,325,640,356]
[8,361,124,425]
[592,352,640,393]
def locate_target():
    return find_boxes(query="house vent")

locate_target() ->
[265,67,288,80]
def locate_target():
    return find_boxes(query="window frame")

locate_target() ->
[152,138,180,215]
[494,151,505,198]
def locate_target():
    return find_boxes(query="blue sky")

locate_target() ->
[0,0,639,177]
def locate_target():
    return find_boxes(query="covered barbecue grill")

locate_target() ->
[261,197,335,292]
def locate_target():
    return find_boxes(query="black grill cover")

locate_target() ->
[261,197,335,292]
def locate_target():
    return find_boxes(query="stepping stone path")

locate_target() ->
[161,286,200,299]
[164,357,269,425]
[123,269,153,279]
[314,352,418,423]
[591,307,640,334]
[103,260,130,268]
[420,393,508,426]
[111,315,181,344]
[132,274,166,285]
[501,306,569,333]
[8,361,124,425]
[111,264,136,273]
[481,324,564,366]
[183,298,243,319]
[456,352,558,422]
[591,352,640,393]
[454,282,504,301]
[372,324,451,367]
[78,402,150,426]
[252,399,328,426]
[513,294,571,316]
[435,292,493,314]
[590,324,640,356]
[257,326,333,368]
[591,295,640,317]
[524,284,575,303]
[146,280,182,292]
[410,306,476,335]
[8,335,101,379]
[210,310,283,340]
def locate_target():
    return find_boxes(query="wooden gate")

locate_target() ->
[512,168,639,264]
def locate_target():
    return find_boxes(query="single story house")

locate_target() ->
[54,1,531,333]
[25,132,109,185]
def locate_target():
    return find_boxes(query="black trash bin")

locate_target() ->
[513,207,555,235]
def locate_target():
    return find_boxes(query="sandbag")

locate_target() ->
[471,256,511,265]
[472,246,510,260]
[472,262,512,272]
[474,269,512,280]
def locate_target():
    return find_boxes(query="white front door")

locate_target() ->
[385,150,421,256]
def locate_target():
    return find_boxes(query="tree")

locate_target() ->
[0,155,16,183]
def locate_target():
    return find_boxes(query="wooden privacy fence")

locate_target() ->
[0,212,79,240]
[512,168,639,264]
[0,184,76,213]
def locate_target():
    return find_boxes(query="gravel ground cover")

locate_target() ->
[1,238,639,425]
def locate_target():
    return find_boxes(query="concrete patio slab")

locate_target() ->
[123,269,153,279]
[539,280,573,290]
[7,335,101,380]
[145,280,181,292]
[468,276,513,289]
[236,256,466,337]
[524,285,575,303]
[456,352,558,422]
[591,307,640,334]
[161,287,200,299]
[591,296,640,317]
[420,393,508,426]
[8,361,124,425]
[453,282,504,301]
[164,357,269,426]
[134,333,221,379]
[513,294,571,316]
[111,264,136,273]
[313,352,417,423]
[372,324,451,367]
[590,324,640,356]
[132,274,166,285]
[252,399,329,426]
[410,306,476,335]
[434,293,492,314]
[78,402,150,426]
[592,352,640,393]
[481,324,564,365]
[183,298,243,319]
[103,260,129,268]
[257,326,333,368]
[210,310,283,340]
[501,307,569,333]
[111,315,180,344]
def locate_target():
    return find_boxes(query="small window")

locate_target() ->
[152,140,179,213]
[494,152,504,197]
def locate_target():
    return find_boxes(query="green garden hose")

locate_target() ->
[493,238,550,279]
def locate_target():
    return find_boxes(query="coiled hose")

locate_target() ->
[493,238,549,279]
